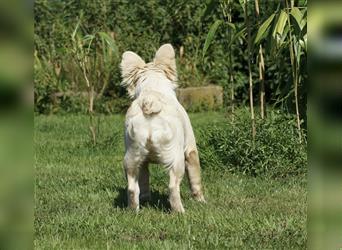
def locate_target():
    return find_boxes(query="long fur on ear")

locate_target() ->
[153,44,177,82]
[120,51,146,97]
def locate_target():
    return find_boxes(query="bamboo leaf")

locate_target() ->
[279,25,289,46]
[296,43,302,66]
[239,0,245,13]
[202,20,223,58]
[238,0,252,13]
[83,34,95,42]
[254,13,275,44]
[226,22,237,44]
[83,34,95,52]
[272,11,288,42]
[290,7,304,28]
[290,7,305,36]
[300,34,307,52]
[227,22,236,30]
[228,27,246,47]
[98,32,118,54]
[303,34,307,52]
[72,12,84,40]
[72,19,82,41]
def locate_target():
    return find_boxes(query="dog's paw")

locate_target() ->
[193,192,206,203]
[172,205,185,213]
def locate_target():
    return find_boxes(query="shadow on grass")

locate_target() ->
[113,187,171,212]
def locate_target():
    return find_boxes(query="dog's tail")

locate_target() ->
[139,94,163,115]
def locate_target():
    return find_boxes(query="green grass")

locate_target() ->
[34,112,307,249]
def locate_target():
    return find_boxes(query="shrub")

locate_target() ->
[197,109,307,179]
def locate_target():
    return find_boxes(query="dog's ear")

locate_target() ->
[120,51,145,97]
[121,51,145,77]
[154,44,177,82]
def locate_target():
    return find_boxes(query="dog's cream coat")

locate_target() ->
[121,44,205,212]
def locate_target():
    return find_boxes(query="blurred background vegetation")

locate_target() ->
[34,0,307,120]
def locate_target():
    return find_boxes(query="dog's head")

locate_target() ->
[120,44,177,98]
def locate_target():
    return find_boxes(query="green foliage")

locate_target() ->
[202,20,223,58]
[254,14,275,45]
[34,0,219,113]
[34,0,307,115]
[197,109,307,178]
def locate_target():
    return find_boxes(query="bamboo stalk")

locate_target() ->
[255,0,266,119]
[285,0,302,143]
[228,0,235,120]
[80,54,96,145]
[245,0,256,141]
[72,29,98,145]
[230,71,235,119]
[220,0,235,120]
[258,45,265,119]
[294,66,301,143]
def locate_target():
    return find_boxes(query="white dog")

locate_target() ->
[121,44,205,212]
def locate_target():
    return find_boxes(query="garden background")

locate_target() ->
[34,1,308,249]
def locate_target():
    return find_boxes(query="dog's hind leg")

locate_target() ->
[139,161,150,202]
[124,156,141,211]
[177,105,205,202]
[169,159,185,213]
[185,149,205,202]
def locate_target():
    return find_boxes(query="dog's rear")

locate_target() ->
[121,44,205,212]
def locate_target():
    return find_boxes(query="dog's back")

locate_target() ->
[125,92,185,168]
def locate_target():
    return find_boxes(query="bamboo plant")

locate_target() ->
[71,16,118,145]
[255,0,266,119]
[254,0,307,142]
[203,0,246,122]
[244,0,256,141]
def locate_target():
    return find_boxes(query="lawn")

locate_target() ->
[34,112,307,249]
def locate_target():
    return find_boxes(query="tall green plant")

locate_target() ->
[203,0,246,121]
[71,16,118,144]
[244,0,256,141]
[221,0,236,120]
[255,0,266,119]
[254,1,307,142]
